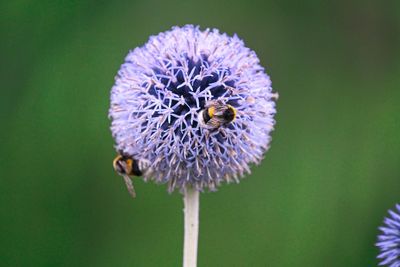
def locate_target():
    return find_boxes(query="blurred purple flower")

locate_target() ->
[109,25,277,192]
[376,204,400,266]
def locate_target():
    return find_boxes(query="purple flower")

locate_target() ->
[109,25,277,192]
[376,204,400,267]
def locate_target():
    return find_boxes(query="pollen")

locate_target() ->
[208,106,216,118]
[125,159,133,175]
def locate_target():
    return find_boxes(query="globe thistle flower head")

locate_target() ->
[109,25,277,192]
[376,204,400,267]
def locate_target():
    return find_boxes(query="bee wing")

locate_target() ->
[122,174,136,198]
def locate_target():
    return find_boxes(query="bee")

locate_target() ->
[199,100,237,130]
[113,154,148,198]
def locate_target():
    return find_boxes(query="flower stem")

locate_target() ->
[183,186,199,267]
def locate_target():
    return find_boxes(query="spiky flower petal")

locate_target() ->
[109,25,277,192]
[376,204,400,267]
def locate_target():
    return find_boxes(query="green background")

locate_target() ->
[1,0,400,266]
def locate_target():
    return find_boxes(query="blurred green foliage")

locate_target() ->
[1,0,400,266]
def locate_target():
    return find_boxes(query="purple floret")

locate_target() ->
[109,25,277,192]
[376,204,400,267]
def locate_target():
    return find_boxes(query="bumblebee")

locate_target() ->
[113,154,146,198]
[199,100,237,130]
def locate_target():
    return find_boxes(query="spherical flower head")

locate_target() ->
[376,204,400,266]
[109,25,277,192]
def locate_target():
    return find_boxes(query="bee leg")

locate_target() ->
[122,174,136,198]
